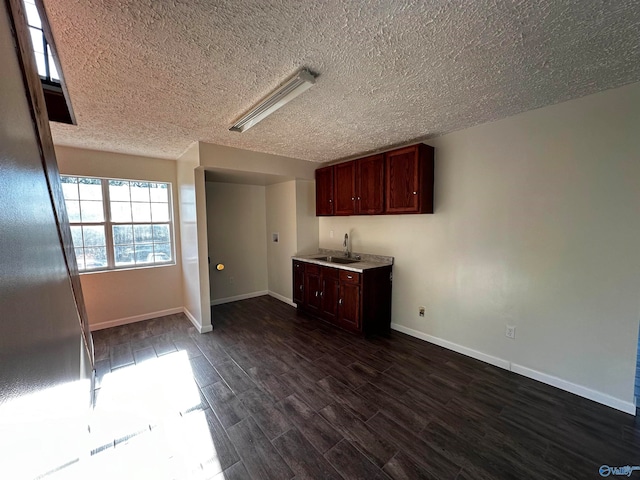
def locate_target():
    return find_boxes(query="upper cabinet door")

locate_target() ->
[334,161,356,215]
[315,165,334,216]
[385,144,434,214]
[356,154,384,215]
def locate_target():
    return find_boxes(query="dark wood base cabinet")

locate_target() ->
[293,261,392,335]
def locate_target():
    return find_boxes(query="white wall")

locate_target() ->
[199,142,316,179]
[266,181,297,303]
[320,82,640,412]
[177,144,212,332]
[56,146,184,328]
[206,182,268,303]
[198,144,318,306]
[296,180,319,255]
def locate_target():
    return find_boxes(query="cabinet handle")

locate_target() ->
[412,191,417,195]
[320,291,324,297]
[351,197,355,201]
[329,199,332,203]
[357,197,361,200]
[299,285,303,291]
[315,291,319,297]
[347,275,353,279]
[338,298,343,305]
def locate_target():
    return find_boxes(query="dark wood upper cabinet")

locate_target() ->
[385,144,434,214]
[315,165,334,216]
[314,143,434,216]
[334,161,356,215]
[356,154,384,214]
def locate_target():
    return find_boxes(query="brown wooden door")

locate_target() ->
[385,146,420,213]
[334,161,356,215]
[293,262,305,305]
[338,283,361,332]
[320,269,339,323]
[356,154,384,214]
[305,271,322,312]
[315,166,334,216]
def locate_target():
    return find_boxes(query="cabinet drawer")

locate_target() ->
[305,264,321,275]
[339,270,360,284]
[322,266,339,279]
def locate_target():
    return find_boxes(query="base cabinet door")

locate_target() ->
[293,261,305,305]
[304,269,322,312]
[320,272,339,324]
[338,283,361,332]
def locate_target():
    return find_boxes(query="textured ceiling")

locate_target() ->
[44,0,640,163]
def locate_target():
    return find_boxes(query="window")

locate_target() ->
[23,0,59,84]
[61,176,174,272]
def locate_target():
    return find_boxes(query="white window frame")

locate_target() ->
[61,175,176,273]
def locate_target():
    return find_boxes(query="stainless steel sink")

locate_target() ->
[313,256,360,265]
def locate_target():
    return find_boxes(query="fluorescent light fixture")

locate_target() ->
[230,69,316,132]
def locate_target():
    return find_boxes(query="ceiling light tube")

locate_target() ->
[229,69,316,132]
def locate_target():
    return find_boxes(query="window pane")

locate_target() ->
[111,201,132,222]
[130,182,150,202]
[66,200,81,222]
[80,200,104,222]
[24,2,41,29]
[112,225,133,245]
[83,226,105,247]
[79,178,102,200]
[114,245,134,266]
[152,224,170,242]
[151,202,169,222]
[132,202,151,222]
[74,248,86,270]
[34,51,46,77]
[153,243,172,262]
[61,177,79,200]
[84,247,107,270]
[48,49,59,81]
[29,27,44,54]
[133,225,153,243]
[109,180,130,201]
[149,183,168,202]
[134,244,154,264]
[70,226,83,247]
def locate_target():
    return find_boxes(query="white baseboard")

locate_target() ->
[390,323,510,370]
[183,308,213,334]
[510,364,636,415]
[391,323,636,415]
[90,307,184,331]
[268,291,296,307]
[210,290,268,306]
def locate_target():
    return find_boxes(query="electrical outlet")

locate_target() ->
[505,325,516,339]
[419,306,425,317]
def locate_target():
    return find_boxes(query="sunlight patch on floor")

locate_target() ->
[41,350,223,479]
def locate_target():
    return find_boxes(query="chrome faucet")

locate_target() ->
[343,233,350,258]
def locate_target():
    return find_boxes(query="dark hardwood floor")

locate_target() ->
[89,295,640,479]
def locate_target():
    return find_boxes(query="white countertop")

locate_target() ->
[292,249,393,273]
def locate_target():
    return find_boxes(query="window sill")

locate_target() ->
[79,262,177,275]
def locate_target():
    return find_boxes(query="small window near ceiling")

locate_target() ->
[23,0,59,84]
[61,176,175,273]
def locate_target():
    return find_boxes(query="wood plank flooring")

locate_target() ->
[89,295,640,479]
